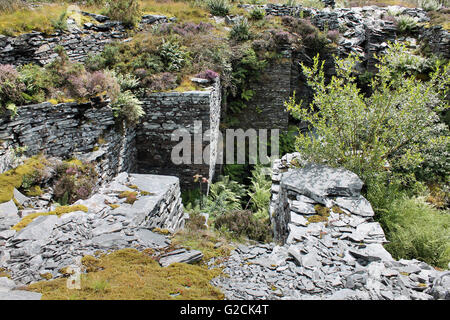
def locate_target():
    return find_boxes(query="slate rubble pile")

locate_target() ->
[210,153,450,300]
[0,173,187,291]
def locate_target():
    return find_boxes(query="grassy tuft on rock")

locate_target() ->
[27,248,224,300]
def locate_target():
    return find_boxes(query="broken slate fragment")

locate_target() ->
[135,228,170,248]
[159,249,203,267]
[15,215,58,241]
[334,196,374,217]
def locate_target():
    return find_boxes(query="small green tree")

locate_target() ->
[285,42,449,182]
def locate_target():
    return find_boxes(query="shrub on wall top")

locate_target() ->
[105,0,142,28]
[206,0,231,17]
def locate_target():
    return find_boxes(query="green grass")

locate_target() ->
[379,196,450,269]
[0,4,68,36]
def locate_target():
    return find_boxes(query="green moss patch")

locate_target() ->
[28,248,224,300]
[11,205,88,231]
[314,204,331,217]
[331,205,344,214]
[0,155,47,204]
[307,215,329,224]
[118,191,138,204]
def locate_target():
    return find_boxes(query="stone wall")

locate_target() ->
[0,13,170,66]
[0,101,136,184]
[240,4,449,68]
[135,79,222,189]
[232,52,291,131]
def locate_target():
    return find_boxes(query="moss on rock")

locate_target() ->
[314,204,330,217]
[119,191,138,204]
[307,215,329,224]
[27,248,224,300]
[0,155,47,204]
[11,205,88,231]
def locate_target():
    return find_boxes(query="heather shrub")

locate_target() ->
[145,72,178,92]
[67,70,120,103]
[273,30,295,46]
[282,17,317,36]
[326,29,340,44]
[214,210,272,242]
[251,30,280,54]
[18,64,53,103]
[302,30,330,54]
[171,22,214,36]
[53,160,98,205]
[0,64,25,113]
[45,46,85,88]
[0,0,21,12]
[195,69,219,81]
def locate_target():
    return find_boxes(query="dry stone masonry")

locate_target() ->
[0,172,185,287]
[0,101,136,184]
[0,13,172,66]
[210,153,450,300]
[136,79,222,189]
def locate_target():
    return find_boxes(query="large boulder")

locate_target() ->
[282,164,364,205]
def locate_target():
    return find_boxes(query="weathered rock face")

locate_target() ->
[210,153,449,300]
[0,173,184,286]
[0,101,136,184]
[269,153,377,245]
[136,79,222,189]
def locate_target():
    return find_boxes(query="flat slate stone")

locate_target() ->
[0,200,18,216]
[91,233,128,248]
[13,188,29,205]
[349,243,393,262]
[0,277,16,291]
[0,230,15,239]
[91,222,123,236]
[290,213,308,226]
[291,201,316,215]
[159,249,203,267]
[135,228,170,248]
[334,196,374,217]
[129,173,179,195]
[0,290,42,300]
[15,215,58,241]
[282,164,364,203]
